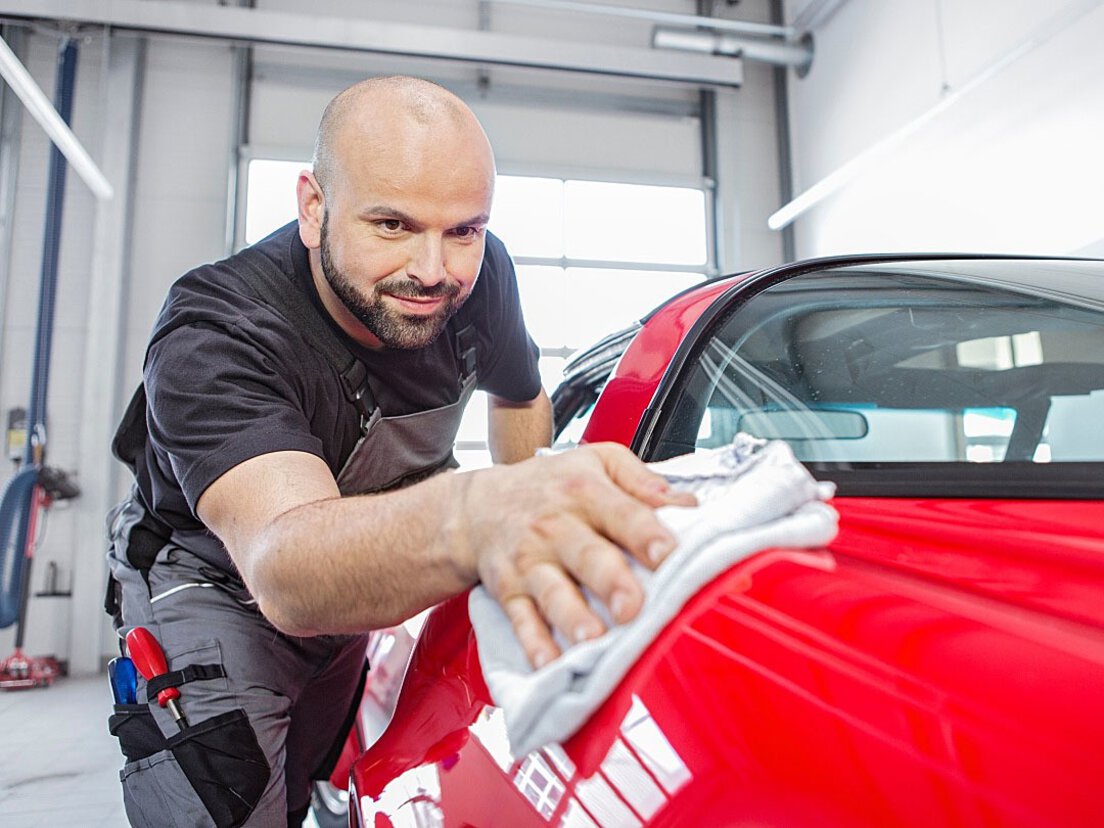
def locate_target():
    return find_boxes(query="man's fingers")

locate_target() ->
[536,514,644,628]
[568,460,684,569]
[501,594,560,669]
[589,443,697,508]
[525,558,609,645]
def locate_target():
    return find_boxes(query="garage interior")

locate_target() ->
[0,0,1101,824]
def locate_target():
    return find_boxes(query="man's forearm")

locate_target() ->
[245,470,478,635]
[488,389,553,464]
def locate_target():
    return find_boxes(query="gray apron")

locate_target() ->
[336,332,478,495]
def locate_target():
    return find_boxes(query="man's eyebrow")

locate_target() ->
[358,207,490,229]
[456,213,491,228]
[359,205,419,225]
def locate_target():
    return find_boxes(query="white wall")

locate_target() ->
[0,31,108,669]
[785,0,1104,257]
[0,0,782,673]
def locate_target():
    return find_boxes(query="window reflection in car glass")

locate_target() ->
[663,267,1104,466]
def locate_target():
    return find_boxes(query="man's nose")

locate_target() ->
[407,234,447,286]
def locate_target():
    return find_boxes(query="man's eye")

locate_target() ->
[378,219,404,232]
[452,226,480,239]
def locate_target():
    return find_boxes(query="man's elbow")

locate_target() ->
[242,531,403,636]
[240,533,326,637]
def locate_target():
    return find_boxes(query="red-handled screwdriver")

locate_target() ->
[126,627,188,730]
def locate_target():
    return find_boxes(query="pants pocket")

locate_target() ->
[109,703,164,762]
[168,708,271,828]
[120,749,212,828]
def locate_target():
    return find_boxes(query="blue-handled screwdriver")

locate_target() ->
[108,656,138,705]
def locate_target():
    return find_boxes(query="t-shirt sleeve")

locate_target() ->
[474,233,543,402]
[144,320,326,513]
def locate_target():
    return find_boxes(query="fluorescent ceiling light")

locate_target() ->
[0,36,113,200]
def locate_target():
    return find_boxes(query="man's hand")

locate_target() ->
[200,442,694,659]
[460,443,697,668]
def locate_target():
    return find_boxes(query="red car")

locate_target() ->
[317,254,1104,827]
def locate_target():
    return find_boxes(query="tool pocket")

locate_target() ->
[168,709,270,828]
[116,707,270,828]
[108,703,163,762]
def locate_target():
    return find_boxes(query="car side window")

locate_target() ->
[651,267,1104,469]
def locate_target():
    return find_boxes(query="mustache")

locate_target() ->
[376,278,461,301]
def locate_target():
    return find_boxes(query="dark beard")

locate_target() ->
[319,214,463,349]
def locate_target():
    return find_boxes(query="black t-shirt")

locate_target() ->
[122,222,540,565]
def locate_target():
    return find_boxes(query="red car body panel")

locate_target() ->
[349,268,1104,827]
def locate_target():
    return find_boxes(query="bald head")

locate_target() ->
[312,76,493,196]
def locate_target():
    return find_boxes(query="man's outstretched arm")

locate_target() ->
[197,443,694,667]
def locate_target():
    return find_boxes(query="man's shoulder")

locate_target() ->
[152,223,302,345]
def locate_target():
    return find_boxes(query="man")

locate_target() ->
[107,76,693,827]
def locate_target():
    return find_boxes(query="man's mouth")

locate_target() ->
[384,292,447,314]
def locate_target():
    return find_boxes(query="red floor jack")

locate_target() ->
[0,481,62,690]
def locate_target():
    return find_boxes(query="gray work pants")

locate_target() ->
[107,505,368,827]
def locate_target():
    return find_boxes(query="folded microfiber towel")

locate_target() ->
[468,435,839,757]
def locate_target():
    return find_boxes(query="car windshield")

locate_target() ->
[653,260,1104,494]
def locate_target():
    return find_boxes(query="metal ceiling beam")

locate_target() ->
[0,0,743,88]
[489,0,794,40]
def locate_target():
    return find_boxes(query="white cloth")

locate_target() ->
[468,435,839,757]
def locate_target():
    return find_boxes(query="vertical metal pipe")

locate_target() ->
[25,37,77,459]
[10,36,78,645]
[697,0,721,275]
[770,0,796,262]
[224,0,254,255]
[699,87,721,274]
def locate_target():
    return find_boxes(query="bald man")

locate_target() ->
[106,77,692,827]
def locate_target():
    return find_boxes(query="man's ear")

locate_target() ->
[296,171,324,250]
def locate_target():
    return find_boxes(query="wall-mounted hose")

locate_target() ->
[0,467,39,628]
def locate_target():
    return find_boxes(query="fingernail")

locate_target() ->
[609,591,635,622]
[533,650,551,669]
[610,590,628,622]
[573,625,593,644]
[648,538,675,563]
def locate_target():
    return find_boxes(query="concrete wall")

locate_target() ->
[0,0,782,673]
[784,0,1104,257]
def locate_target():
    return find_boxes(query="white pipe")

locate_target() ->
[0,35,113,200]
[490,0,794,39]
[768,0,1103,231]
[653,26,813,70]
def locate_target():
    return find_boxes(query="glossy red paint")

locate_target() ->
[351,496,1104,826]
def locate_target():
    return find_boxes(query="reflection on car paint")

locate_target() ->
[467,696,691,825]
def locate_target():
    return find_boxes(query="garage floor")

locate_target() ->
[0,675,326,826]
[0,675,128,826]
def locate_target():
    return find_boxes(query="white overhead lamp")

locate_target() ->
[0,35,113,200]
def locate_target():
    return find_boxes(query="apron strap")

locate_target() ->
[235,247,377,421]
[454,323,477,385]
